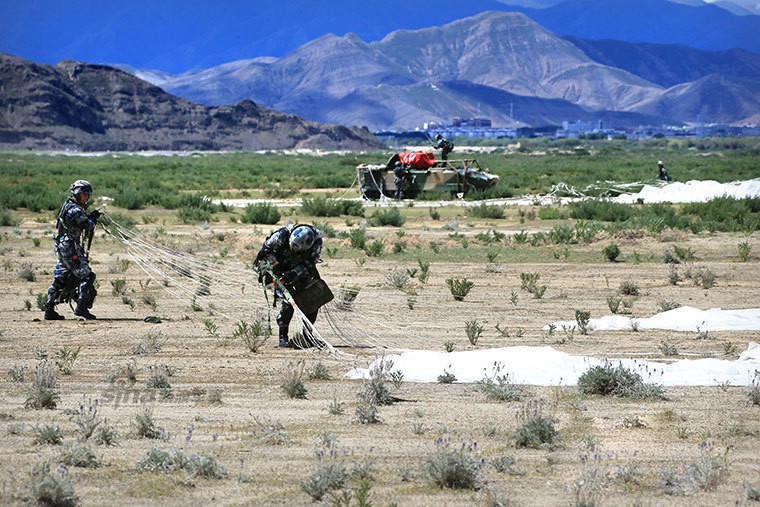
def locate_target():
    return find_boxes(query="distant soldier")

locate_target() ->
[433,134,454,161]
[43,180,100,320]
[254,223,330,348]
[393,162,412,200]
[657,160,672,182]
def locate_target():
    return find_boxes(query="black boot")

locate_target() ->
[73,301,96,320]
[278,328,290,348]
[44,303,65,320]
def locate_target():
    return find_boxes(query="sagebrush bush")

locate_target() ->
[25,360,60,410]
[134,407,165,439]
[465,320,484,345]
[33,424,64,445]
[578,362,666,400]
[281,361,308,399]
[301,462,348,501]
[59,443,99,468]
[94,423,119,447]
[477,363,524,402]
[22,460,79,507]
[359,358,395,406]
[422,442,484,490]
[72,398,101,441]
[354,402,382,424]
[137,447,227,478]
[55,345,80,375]
[618,280,640,296]
[513,416,558,449]
[234,320,270,352]
[749,372,760,406]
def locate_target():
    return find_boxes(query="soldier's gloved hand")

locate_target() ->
[89,209,101,222]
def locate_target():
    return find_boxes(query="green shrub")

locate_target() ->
[354,403,382,424]
[603,243,621,262]
[548,224,575,244]
[570,199,633,222]
[537,207,561,220]
[468,203,505,219]
[369,207,405,227]
[446,278,474,301]
[55,345,80,375]
[364,239,384,257]
[359,359,396,407]
[575,309,591,335]
[738,241,752,261]
[465,320,484,345]
[134,407,165,439]
[176,194,217,223]
[348,227,366,250]
[241,202,281,224]
[0,209,19,226]
[681,196,760,232]
[302,196,363,217]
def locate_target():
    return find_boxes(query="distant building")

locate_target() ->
[452,117,492,128]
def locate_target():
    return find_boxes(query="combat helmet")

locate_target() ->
[289,226,315,252]
[70,180,93,204]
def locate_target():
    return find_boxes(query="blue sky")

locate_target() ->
[0,0,512,73]
[2,0,758,74]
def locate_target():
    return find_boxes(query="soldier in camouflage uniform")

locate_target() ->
[43,180,100,320]
[393,162,412,200]
[254,223,324,347]
[433,134,454,161]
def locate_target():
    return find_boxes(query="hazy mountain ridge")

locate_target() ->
[0,53,383,151]
[153,10,759,129]
[508,0,760,53]
[564,37,760,88]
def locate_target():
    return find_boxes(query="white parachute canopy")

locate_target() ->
[612,178,760,204]
[347,307,760,386]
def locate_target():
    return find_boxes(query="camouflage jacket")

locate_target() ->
[255,224,323,277]
[55,198,96,247]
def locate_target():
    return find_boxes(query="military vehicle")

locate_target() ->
[357,152,500,200]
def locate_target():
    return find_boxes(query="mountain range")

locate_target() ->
[147,11,760,129]
[0,54,383,151]
[3,0,758,74]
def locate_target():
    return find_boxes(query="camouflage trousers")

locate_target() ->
[46,242,97,308]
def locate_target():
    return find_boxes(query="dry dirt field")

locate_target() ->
[0,208,758,506]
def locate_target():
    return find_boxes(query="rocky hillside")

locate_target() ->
[162,12,673,129]
[0,54,384,151]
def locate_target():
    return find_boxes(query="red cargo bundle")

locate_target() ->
[397,151,436,169]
